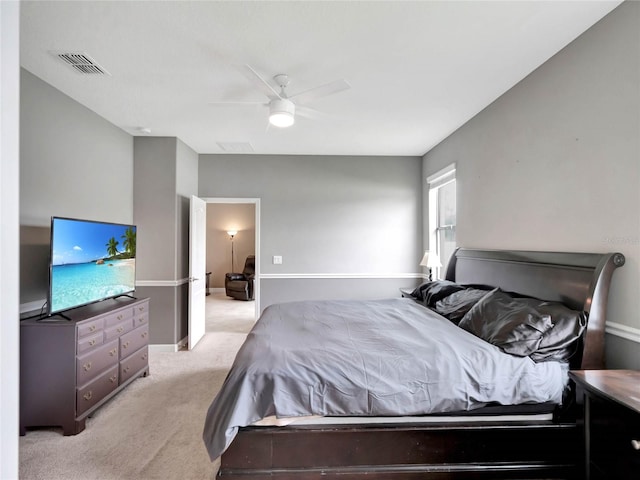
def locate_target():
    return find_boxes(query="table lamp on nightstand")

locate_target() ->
[420,251,442,281]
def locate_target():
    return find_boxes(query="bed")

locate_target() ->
[203,248,625,479]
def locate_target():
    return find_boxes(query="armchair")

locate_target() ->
[225,255,255,301]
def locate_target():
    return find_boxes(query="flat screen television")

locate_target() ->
[48,216,137,316]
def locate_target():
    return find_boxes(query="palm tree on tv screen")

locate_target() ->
[106,237,119,258]
[121,227,136,257]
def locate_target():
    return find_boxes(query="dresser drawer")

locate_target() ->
[76,365,119,416]
[590,396,640,479]
[134,301,148,317]
[76,339,119,386]
[104,307,134,328]
[77,317,103,338]
[120,324,149,358]
[133,301,149,327]
[134,311,149,328]
[120,346,148,384]
[77,331,104,355]
[104,319,134,342]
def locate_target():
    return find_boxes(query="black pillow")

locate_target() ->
[411,280,465,307]
[433,288,492,325]
[458,289,554,357]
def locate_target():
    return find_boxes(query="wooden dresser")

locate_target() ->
[20,297,150,435]
[570,369,640,479]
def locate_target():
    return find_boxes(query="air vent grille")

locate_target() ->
[53,52,110,75]
[217,142,254,153]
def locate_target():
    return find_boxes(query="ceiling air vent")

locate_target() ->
[52,52,110,75]
[217,142,254,153]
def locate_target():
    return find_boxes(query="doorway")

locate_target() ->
[202,198,260,320]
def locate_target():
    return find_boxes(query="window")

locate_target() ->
[427,164,456,279]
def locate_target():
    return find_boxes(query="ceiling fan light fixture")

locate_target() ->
[269,98,295,127]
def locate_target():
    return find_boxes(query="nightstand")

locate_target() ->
[569,370,640,479]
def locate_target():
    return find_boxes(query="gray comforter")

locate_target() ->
[203,298,568,460]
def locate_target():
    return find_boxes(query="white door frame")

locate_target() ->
[188,195,207,350]
[202,197,260,320]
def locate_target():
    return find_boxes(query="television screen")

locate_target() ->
[48,217,137,315]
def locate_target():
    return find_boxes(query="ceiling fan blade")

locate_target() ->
[290,79,351,104]
[207,101,266,106]
[296,105,327,121]
[239,64,282,100]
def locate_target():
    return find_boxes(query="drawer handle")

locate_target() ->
[123,366,130,373]
[142,353,148,360]
[117,314,123,320]
[632,440,640,450]
[89,325,97,332]
[141,331,148,338]
[109,375,117,383]
[123,341,130,349]
[89,339,96,346]
[117,327,124,333]
[109,348,117,356]
[83,391,92,401]
[138,306,145,312]
[83,362,92,372]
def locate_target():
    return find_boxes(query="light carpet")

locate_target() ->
[19,293,255,480]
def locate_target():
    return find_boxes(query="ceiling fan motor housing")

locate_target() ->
[269,98,296,127]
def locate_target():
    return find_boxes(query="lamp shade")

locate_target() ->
[419,251,442,268]
[227,230,237,238]
[269,99,295,127]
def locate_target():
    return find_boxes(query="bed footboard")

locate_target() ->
[218,421,579,479]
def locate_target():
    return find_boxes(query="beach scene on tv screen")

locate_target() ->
[51,219,136,313]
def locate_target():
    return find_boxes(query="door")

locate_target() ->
[188,195,206,350]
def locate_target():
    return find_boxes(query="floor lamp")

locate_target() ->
[227,230,237,272]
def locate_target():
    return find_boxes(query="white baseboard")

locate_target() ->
[149,336,188,353]
[148,344,179,353]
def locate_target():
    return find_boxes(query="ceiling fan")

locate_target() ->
[212,65,351,128]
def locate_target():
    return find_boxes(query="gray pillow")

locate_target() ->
[458,289,554,357]
[527,302,587,363]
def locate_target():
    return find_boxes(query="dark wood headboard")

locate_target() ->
[444,248,625,370]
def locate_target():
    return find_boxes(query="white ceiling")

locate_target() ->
[20,0,622,156]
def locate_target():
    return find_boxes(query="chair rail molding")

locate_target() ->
[606,321,640,344]
[260,273,426,279]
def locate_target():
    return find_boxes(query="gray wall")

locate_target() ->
[175,138,199,339]
[20,70,133,227]
[134,137,179,281]
[19,71,196,347]
[19,69,134,306]
[133,137,178,282]
[199,154,424,311]
[134,137,198,345]
[423,2,640,369]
